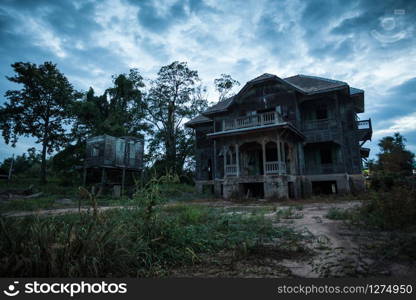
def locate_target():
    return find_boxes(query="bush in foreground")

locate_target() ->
[0,204,302,277]
[353,187,416,230]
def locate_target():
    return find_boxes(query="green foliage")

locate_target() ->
[51,143,84,185]
[71,69,149,140]
[0,203,298,277]
[325,207,351,220]
[275,207,304,220]
[368,133,415,190]
[353,187,416,229]
[0,62,81,183]
[145,61,208,174]
[0,148,41,176]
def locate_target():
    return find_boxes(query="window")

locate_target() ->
[92,145,99,157]
[320,148,332,164]
[316,105,328,119]
[275,105,282,114]
[215,121,222,132]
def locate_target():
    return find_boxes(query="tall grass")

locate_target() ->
[0,205,301,277]
[0,174,304,277]
[353,186,416,229]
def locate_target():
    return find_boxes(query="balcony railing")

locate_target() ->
[305,163,345,175]
[356,119,372,141]
[265,161,286,174]
[223,111,283,131]
[225,162,288,176]
[357,119,371,129]
[225,164,237,175]
[302,119,337,131]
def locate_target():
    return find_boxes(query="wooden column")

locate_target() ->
[262,139,266,176]
[213,140,217,179]
[101,168,106,185]
[235,143,240,177]
[277,135,282,175]
[223,146,227,177]
[83,166,87,186]
[121,168,126,198]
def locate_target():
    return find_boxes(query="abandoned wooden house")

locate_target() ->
[186,74,372,199]
[84,135,144,194]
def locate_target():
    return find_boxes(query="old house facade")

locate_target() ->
[186,74,372,199]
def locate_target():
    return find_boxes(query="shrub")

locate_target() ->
[0,205,302,277]
[354,187,416,229]
[325,208,352,220]
[275,207,303,220]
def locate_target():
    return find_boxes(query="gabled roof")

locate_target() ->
[202,96,235,115]
[283,74,348,94]
[349,87,364,95]
[247,73,276,83]
[185,114,212,127]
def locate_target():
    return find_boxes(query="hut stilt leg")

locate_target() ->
[122,168,126,198]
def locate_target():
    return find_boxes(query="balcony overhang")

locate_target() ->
[207,122,305,140]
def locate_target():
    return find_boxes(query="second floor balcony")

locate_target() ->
[222,111,284,132]
[302,118,338,131]
[357,119,372,142]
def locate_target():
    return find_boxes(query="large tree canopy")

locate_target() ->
[145,61,208,174]
[72,68,148,141]
[0,62,80,183]
[375,132,415,176]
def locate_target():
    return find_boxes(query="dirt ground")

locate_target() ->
[170,200,416,278]
[3,199,416,278]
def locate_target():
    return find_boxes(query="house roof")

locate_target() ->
[203,96,235,115]
[283,74,348,94]
[185,73,364,127]
[349,87,364,95]
[247,73,276,83]
[185,114,212,127]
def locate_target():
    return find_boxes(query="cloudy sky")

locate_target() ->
[0,0,415,161]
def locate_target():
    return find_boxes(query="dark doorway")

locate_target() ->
[312,181,337,195]
[240,142,264,176]
[316,105,328,119]
[288,182,295,199]
[241,182,264,198]
[320,148,332,164]
[265,141,278,161]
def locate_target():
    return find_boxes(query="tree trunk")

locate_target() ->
[165,103,177,173]
[41,139,47,184]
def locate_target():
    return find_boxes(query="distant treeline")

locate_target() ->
[0,61,240,183]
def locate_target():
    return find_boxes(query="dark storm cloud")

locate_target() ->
[129,0,219,33]
[300,0,416,60]
[371,77,416,122]
[136,0,187,33]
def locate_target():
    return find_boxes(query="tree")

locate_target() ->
[144,61,208,174]
[72,69,148,141]
[375,132,414,176]
[0,62,80,183]
[0,148,41,176]
[214,74,240,101]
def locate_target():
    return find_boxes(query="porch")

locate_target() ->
[223,139,295,177]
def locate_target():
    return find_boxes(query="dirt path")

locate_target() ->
[3,199,415,277]
[173,200,416,277]
[1,205,134,218]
